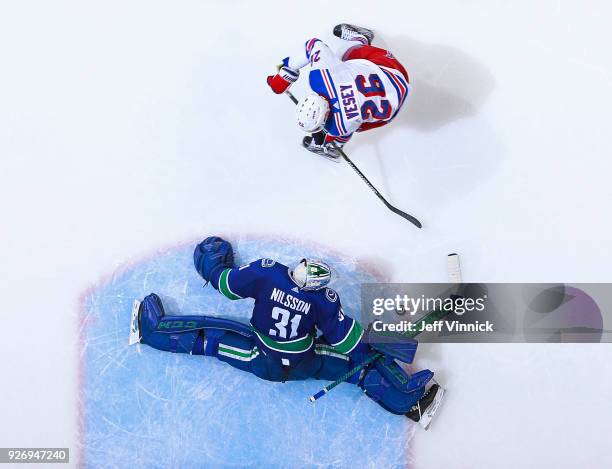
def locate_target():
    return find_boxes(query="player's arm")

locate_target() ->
[193,237,261,300]
[315,289,369,358]
[266,38,324,94]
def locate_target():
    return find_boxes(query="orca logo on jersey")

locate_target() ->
[325,288,338,303]
[270,288,312,314]
[339,83,359,120]
[261,259,276,268]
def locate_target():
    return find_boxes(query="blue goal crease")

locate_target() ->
[80,238,414,468]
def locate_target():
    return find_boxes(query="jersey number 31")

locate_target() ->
[269,307,302,339]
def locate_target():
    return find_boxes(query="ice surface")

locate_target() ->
[80,238,415,468]
[3,2,612,468]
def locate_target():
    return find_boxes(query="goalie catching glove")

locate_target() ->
[193,236,235,285]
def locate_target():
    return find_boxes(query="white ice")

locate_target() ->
[1,1,612,468]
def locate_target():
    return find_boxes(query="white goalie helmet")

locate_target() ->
[291,258,332,291]
[296,94,330,133]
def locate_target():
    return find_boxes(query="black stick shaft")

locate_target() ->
[286,91,422,228]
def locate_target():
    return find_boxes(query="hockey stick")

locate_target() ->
[308,307,448,402]
[285,90,422,229]
[308,253,462,402]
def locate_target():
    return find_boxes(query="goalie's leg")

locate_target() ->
[132,293,320,382]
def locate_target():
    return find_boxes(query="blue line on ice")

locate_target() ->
[81,237,414,468]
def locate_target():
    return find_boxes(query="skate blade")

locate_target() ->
[419,387,446,431]
[128,300,141,345]
[320,155,342,163]
[302,145,342,163]
[310,151,342,163]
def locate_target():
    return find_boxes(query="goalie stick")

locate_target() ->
[417,253,461,430]
[285,90,423,229]
[308,253,462,429]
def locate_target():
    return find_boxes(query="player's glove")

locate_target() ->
[266,66,299,94]
[193,236,235,283]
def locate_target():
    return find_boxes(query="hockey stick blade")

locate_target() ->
[383,199,422,228]
[333,145,422,228]
[447,253,462,283]
[285,91,422,228]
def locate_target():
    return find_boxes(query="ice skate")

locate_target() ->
[333,23,374,45]
[128,299,142,345]
[406,383,447,430]
[302,136,342,163]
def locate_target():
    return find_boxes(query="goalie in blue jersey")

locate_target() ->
[129,236,444,428]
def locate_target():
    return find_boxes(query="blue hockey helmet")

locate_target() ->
[291,258,332,290]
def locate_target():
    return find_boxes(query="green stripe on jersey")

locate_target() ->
[331,320,364,354]
[218,345,259,362]
[315,344,350,361]
[218,268,242,300]
[253,328,314,354]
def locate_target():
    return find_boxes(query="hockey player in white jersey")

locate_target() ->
[267,24,410,161]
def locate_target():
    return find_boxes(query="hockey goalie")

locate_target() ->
[129,237,445,429]
[266,23,410,161]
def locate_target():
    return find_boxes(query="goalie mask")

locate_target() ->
[296,94,330,133]
[291,258,332,291]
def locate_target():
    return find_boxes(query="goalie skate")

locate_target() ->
[406,383,447,430]
[419,385,446,430]
[128,299,141,345]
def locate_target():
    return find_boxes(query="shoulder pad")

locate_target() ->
[325,288,338,303]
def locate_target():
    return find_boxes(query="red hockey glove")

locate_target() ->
[266,66,299,94]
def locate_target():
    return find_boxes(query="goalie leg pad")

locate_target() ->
[139,293,206,354]
[139,293,254,355]
[360,360,433,414]
[138,294,286,379]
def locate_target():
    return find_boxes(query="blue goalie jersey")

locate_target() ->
[211,259,364,362]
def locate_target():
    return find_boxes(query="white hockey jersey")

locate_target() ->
[282,38,410,142]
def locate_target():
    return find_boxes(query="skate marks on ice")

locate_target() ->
[79,237,416,468]
[377,34,496,132]
[355,35,502,211]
